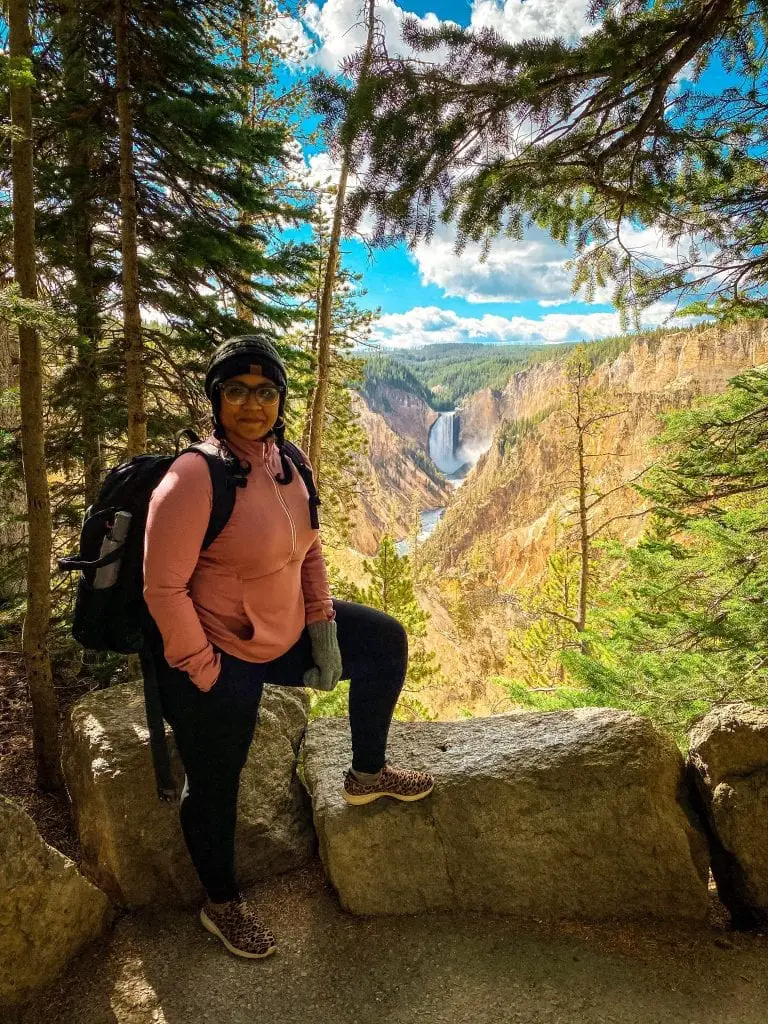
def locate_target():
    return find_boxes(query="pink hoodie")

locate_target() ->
[142,430,335,692]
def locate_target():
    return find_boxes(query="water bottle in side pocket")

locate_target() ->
[93,510,133,589]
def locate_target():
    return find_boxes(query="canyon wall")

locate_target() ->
[362,380,440,454]
[455,387,503,459]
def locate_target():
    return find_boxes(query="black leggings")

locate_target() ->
[153,598,407,902]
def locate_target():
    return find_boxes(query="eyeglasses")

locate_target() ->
[220,382,284,406]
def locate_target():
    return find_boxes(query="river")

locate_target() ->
[395,507,446,556]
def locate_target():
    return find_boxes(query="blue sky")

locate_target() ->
[272,0,729,349]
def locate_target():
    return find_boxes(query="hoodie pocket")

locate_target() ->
[206,649,228,693]
[239,567,293,639]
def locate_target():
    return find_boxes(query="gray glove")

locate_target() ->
[302,619,343,691]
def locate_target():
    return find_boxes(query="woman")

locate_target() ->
[142,334,434,961]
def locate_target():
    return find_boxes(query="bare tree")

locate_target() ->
[545,347,653,656]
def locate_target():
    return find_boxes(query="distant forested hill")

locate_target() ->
[359,353,434,408]
[355,328,690,409]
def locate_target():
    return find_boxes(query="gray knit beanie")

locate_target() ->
[205,334,293,484]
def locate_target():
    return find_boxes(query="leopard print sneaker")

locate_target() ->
[200,894,277,958]
[342,761,435,805]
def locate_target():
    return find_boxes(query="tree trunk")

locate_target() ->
[568,356,594,659]
[576,395,590,642]
[62,2,106,688]
[234,6,255,325]
[9,0,64,792]
[307,159,349,486]
[307,0,376,482]
[62,4,104,508]
[302,209,326,451]
[0,319,28,601]
[115,0,147,456]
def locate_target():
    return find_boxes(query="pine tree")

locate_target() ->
[404,496,422,585]
[0,0,320,666]
[114,0,145,456]
[548,346,643,654]
[7,0,63,789]
[306,0,379,479]
[520,365,768,745]
[314,0,765,324]
[495,544,614,710]
[358,534,443,719]
[282,201,375,549]
[211,0,319,324]
[2,0,318,502]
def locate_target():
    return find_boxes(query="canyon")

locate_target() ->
[345,390,453,555]
[420,319,768,588]
[350,320,768,585]
[339,320,768,718]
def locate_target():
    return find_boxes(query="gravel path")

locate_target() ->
[10,859,768,1024]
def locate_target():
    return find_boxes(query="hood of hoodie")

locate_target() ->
[205,428,280,473]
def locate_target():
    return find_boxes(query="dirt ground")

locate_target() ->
[8,858,768,1024]
[0,650,85,865]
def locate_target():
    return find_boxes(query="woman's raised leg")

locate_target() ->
[245,599,408,774]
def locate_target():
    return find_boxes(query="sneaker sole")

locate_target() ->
[200,908,277,959]
[342,782,434,805]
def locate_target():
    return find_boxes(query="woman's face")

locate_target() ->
[217,371,281,445]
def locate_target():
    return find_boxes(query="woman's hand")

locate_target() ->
[303,619,343,691]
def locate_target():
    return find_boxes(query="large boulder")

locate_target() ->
[0,795,113,1009]
[302,708,710,922]
[61,680,315,908]
[687,701,768,927]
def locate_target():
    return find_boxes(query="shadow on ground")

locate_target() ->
[10,858,768,1024]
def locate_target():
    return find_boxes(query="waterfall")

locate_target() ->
[428,411,463,475]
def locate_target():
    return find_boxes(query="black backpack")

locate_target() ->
[57,428,321,802]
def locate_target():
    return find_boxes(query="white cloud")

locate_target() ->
[406,216,721,308]
[369,302,709,349]
[294,150,383,238]
[283,137,310,180]
[600,222,689,266]
[266,13,315,60]
[300,0,458,71]
[469,0,598,44]
[410,221,585,305]
[293,0,598,71]
[287,0,608,305]
[303,150,342,190]
[671,57,698,94]
[286,1,719,312]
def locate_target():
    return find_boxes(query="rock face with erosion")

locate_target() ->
[455,386,503,461]
[301,707,710,921]
[0,795,113,1009]
[687,702,768,927]
[363,379,440,453]
[61,680,315,908]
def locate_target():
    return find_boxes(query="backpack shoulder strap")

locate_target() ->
[281,440,322,530]
[182,441,245,549]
